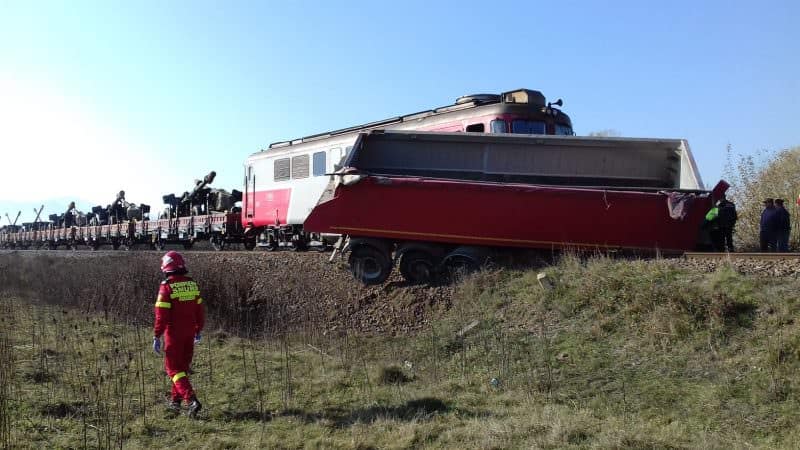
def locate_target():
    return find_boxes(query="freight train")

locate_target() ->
[1,88,723,285]
[1,88,573,252]
[0,171,250,251]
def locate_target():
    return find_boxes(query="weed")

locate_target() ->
[2,253,800,448]
[377,365,412,385]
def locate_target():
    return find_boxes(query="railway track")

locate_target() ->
[5,248,799,261]
[0,247,330,258]
[684,252,800,261]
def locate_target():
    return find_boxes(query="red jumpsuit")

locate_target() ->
[154,274,205,403]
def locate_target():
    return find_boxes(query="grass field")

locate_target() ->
[2,256,800,449]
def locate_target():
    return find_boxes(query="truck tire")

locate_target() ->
[398,250,438,284]
[444,255,479,276]
[442,246,491,279]
[349,245,392,285]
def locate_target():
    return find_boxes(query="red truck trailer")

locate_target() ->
[304,130,726,284]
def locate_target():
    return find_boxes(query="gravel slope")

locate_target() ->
[0,250,455,336]
[2,250,796,336]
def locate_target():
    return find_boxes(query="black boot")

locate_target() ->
[167,399,181,413]
[188,396,202,418]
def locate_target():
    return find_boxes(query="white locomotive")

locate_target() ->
[242,89,574,249]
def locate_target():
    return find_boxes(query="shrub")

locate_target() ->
[724,145,800,250]
[378,365,411,384]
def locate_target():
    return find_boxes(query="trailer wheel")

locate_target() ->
[349,245,392,285]
[442,246,491,279]
[243,238,257,251]
[444,255,479,273]
[399,250,438,284]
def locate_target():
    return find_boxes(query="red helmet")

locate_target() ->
[160,251,186,273]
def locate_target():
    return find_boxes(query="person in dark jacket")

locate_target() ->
[760,198,777,252]
[774,198,791,252]
[716,195,738,252]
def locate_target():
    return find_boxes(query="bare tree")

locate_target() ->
[587,129,621,137]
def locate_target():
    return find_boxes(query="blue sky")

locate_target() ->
[1,0,798,222]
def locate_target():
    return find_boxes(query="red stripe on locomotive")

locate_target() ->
[244,188,291,227]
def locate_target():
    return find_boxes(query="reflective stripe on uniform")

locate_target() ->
[155,301,171,309]
[169,281,200,302]
[172,371,187,383]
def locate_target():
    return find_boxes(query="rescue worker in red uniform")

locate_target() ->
[153,250,205,417]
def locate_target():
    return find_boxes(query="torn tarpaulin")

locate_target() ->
[662,191,696,220]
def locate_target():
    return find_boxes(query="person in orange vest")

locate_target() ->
[153,250,205,417]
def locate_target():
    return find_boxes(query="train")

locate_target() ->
[0,87,724,285]
[1,88,572,252]
[0,171,250,251]
[242,88,574,249]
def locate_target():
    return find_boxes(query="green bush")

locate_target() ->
[724,145,800,250]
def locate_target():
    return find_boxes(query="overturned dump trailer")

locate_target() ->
[304,130,727,284]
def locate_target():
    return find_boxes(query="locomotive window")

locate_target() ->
[466,123,485,132]
[291,154,310,179]
[313,151,326,176]
[274,158,290,181]
[490,120,507,133]
[512,119,546,135]
[555,124,574,135]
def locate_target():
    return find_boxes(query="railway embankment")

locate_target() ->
[0,250,456,336]
[0,250,798,336]
[2,251,800,447]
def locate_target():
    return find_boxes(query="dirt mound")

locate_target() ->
[0,250,455,336]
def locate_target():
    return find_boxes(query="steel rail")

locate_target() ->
[684,252,800,260]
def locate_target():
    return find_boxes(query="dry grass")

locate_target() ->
[2,253,800,448]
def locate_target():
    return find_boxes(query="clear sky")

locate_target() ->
[1,0,798,222]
